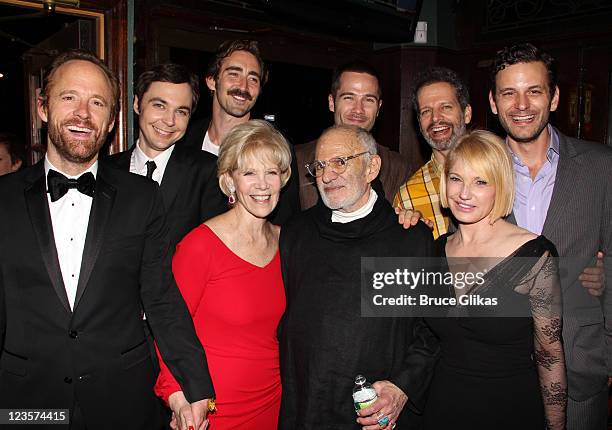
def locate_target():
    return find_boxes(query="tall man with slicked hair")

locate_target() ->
[183,39,299,225]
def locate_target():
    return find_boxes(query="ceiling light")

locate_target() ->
[42,0,80,14]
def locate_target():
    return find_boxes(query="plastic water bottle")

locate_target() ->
[352,374,377,412]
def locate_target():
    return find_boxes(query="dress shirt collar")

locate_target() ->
[202,131,220,156]
[133,139,175,175]
[429,153,443,176]
[509,124,560,167]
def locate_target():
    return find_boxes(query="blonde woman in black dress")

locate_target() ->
[423,130,567,430]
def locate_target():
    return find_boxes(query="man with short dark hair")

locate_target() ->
[108,63,226,248]
[295,60,411,210]
[183,39,299,225]
[0,50,213,430]
[393,67,472,238]
[489,42,612,430]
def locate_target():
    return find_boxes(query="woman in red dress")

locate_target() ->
[155,120,292,429]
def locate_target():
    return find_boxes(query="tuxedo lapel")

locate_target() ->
[159,147,185,210]
[112,147,133,171]
[24,165,71,313]
[73,166,116,310]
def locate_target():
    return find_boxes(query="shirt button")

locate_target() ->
[531,206,535,211]
[71,274,75,278]
[69,330,78,339]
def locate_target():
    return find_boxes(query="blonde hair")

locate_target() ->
[217,119,292,196]
[439,129,514,223]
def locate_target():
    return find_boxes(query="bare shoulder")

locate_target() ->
[203,212,234,242]
[496,221,538,254]
[507,224,538,245]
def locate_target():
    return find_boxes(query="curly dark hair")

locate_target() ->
[410,67,470,112]
[490,43,557,97]
[135,63,199,111]
[206,39,267,85]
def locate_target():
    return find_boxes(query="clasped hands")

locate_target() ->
[356,380,407,430]
[168,391,211,430]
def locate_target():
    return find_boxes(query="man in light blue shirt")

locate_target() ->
[489,42,612,430]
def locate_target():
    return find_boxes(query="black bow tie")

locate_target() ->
[47,169,96,202]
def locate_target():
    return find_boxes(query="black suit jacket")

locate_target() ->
[106,142,227,249]
[183,117,300,225]
[0,162,214,429]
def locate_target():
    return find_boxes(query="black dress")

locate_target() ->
[423,235,563,430]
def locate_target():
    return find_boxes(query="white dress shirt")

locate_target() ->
[45,156,97,310]
[129,140,175,185]
[201,131,219,156]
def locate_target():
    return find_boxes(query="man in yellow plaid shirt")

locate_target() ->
[394,67,472,238]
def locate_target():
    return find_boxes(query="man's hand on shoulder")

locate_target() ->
[395,207,433,230]
[578,251,605,297]
[356,380,407,429]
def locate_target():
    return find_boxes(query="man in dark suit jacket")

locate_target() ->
[182,39,299,224]
[490,43,611,430]
[0,50,212,430]
[106,63,226,249]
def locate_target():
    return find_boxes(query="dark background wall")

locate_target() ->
[134,0,612,177]
[1,0,610,170]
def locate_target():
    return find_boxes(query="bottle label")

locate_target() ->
[353,388,377,411]
[354,398,377,411]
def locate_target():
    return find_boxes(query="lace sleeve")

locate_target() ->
[528,251,567,430]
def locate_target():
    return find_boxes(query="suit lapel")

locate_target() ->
[114,147,133,171]
[24,164,71,313]
[541,131,577,240]
[541,132,580,292]
[73,166,116,310]
[183,117,210,149]
[159,146,184,210]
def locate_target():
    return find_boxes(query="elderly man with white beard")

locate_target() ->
[278,125,439,430]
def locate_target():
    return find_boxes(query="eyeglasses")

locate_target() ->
[305,151,370,178]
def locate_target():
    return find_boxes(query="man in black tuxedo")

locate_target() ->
[0,50,213,430]
[182,39,299,224]
[107,63,226,249]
